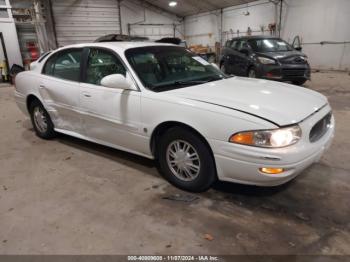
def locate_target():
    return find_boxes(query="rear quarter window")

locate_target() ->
[42,49,82,82]
[38,52,52,63]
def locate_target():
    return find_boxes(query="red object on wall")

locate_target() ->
[26,42,39,61]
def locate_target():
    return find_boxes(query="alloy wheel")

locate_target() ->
[33,106,48,133]
[166,140,201,182]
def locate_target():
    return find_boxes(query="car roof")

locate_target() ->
[55,42,176,52]
[227,35,280,42]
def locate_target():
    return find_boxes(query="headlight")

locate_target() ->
[257,57,276,65]
[229,125,302,148]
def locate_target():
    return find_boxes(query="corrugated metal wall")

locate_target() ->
[129,24,175,40]
[52,0,120,47]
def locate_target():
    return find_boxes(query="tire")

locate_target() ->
[158,127,217,192]
[292,79,307,86]
[29,99,56,139]
[248,67,257,78]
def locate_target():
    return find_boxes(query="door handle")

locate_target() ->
[39,84,45,89]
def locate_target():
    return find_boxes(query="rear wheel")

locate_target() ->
[29,100,56,139]
[292,79,307,86]
[158,127,216,192]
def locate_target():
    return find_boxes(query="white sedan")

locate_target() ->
[14,42,335,192]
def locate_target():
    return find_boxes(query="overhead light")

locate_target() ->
[169,1,177,7]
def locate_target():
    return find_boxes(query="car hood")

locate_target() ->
[167,77,328,126]
[257,50,306,60]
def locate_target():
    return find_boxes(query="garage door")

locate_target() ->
[52,0,120,47]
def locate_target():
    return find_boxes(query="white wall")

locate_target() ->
[183,0,350,70]
[0,0,22,68]
[121,0,184,40]
[0,22,24,67]
[184,11,220,48]
[222,0,276,41]
[184,0,276,48]
[0,22,23,68]
[281,0,350,70]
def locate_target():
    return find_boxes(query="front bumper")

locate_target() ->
[210,105,335,186]
[257,63,311,82]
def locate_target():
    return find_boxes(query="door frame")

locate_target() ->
[0,32,10,82]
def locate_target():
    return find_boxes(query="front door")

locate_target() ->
[235,40,250,76]
[79,48,142,152]
[225,40,238,75]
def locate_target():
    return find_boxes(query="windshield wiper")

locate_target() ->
[151,76,224,91]
[150,80,203,91]
[175,76,223,85]
[173,80,207,85]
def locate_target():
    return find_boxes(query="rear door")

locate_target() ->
[79,47,142,152]
[40,48,83,132]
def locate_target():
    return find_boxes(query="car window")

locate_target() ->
[126,46,225,91]
[38,51,52,63]
[248,38,293,52]
[85,48,126,85]
[230,40,238,49]
[43,54,56,75]
[43,49,82,82]
[236,40,248,51]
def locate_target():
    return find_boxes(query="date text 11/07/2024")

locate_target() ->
[127,256,220,261]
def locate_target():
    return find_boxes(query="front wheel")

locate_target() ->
[158,127,217,192]
[248,67,257,78]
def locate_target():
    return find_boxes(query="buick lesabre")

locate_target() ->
[14,42,335,192]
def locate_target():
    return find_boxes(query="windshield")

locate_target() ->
[248,38,294,52]
[125,46,226,92]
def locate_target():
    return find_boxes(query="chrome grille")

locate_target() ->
[309,112,332,143]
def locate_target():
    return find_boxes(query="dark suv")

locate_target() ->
[220,36,310,85]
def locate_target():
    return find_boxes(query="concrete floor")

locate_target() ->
[0,72,349,255]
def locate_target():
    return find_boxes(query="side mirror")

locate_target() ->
[295,47,302,51]
[100,74,132,90]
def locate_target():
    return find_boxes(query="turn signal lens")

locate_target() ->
[259,167,284,174]
[230,132,254,144]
